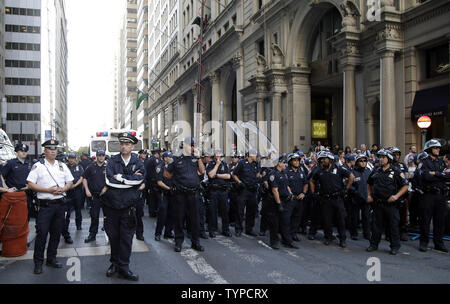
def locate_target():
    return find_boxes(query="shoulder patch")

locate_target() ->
[156,167,161,173]
[31,163,38,171]
[269,175,275,182]
[400,172,406,179]
[262,171,266,176]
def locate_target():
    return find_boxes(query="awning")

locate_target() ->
[411,84,449,120]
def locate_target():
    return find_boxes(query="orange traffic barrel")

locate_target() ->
[0,192,29,257]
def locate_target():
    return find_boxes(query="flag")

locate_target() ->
[136,89,148,110]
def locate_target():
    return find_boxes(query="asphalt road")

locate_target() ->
[0,208,449,284]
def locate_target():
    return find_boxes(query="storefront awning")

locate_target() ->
[411,84,449,120]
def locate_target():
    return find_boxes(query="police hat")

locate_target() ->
[278,155,287,164]
[15,143,29,152]
[82,152,89,157]
[118,132,138,144]
[138,149,148,154]
[151,148,161,154]
[68,152,77,158]
[248,148,258,156]
[162,151,172,159]
[304,158,313,165]
[295,150,305,157]
[345,154,356,162]
[42,139,59,150]
[96,149,105,156]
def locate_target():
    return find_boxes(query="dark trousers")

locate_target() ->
[173,192,201,247]
[409,192,421,228]
[33,201,66,264]
[147,185,160,216]
[208,190,230,233]
[62,190,83,238]
[266,199,294,245]
[290,198,305,236]
[229,190,238,224]
[235,188,258,233]
[370,203,400,250]
[259,195,270,233]
[419,193,447,247]
[321,198,347,241]
[308,195,322,236]
[155,192,174,236]
[199,193,208,234]
[87,194,102,236]
[347,196,371,238]
[103,205,135,273]
[135,195,145,237]
[398,198,408,234]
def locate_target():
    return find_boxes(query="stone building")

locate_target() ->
[145,0,450,154]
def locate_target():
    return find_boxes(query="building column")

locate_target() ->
[343,64,357,149]
[210,71,221,123]
[168,103,173,149]
[233,52,244,122]
[272,92,282,152]
[380,50,396,147]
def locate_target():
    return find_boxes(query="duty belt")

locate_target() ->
[210,184,229,191]
[176,185,199,194]
[320,191,342,200]
[374,199,391,207]
[424,186,445,195]
[38,198,65,207]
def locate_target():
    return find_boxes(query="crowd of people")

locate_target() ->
[0,136,449,281]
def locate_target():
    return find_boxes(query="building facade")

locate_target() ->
[143,0,449,154]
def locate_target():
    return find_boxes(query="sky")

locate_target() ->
[66,0,124,150]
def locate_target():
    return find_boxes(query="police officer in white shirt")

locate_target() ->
[27,139,74,275]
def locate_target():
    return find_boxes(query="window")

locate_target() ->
[6,96,41,104]
[5,7,40,16]
[6,60,40,69]
[425,44,449,78]
[217,29,221,38]
[224,21,229,32]
[273,32,278,45]
[257,39,265,56]
[232,14,236,25]
[5,78,40,86]
[5,24,40,33]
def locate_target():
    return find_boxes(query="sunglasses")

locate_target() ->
[358,160,367,163]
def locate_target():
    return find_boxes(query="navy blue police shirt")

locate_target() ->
[367,165,409,201]
[79,158,92,171]
[419,156,450,189]
[156,162,173,188]
[67,163,84,194]
[232,159,259,187]
[268,169,290,200]
[206,160,230,186]
[1,158,32,189]
[311,164,351,195]
[82,162,107,193]
[144,155,161,186]
[285,165,308,195]
[392,161,408,173]
[166,155,201,189]
[352,165,371,201]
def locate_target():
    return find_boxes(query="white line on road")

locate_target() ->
[268,270,297,284]
[257,240,273,250]
[180,249,229,284]
[215,236,263,265]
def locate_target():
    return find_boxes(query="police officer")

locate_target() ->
[102,132,145,281]
[154,151,175,241]
[206,148,232,237]
[285,153,308,242]
[310,151,354,247]
[61,153,84,244]
[391,146,409,241]
[349,154,372,240]
[164,136,206,252]
[307,156,322,240]
[258,151,276,236]
[26,139,74,274]
[79,152,92,209]
[1,143,32,219]
[199,151,212,239]
[228,151,242,228]
[231,148,261,236]
[82,149,107,243]
[135,150,148,241]
[342,154,356,234]
[267,156,298,249]
[409,152,428,232]
[417,139,449,253]
[366,149,409,255]
[145,148,162,217]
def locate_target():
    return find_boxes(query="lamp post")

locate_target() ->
[417,115,431,149]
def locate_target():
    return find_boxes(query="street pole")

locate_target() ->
[194,0,205,145]
[421,129,426,150]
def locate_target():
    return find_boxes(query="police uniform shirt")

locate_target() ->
[68,163,84,191]
[311,164,351,195]
[367,166,409,201]
[232,159,259,187]
[26,159,74,200]
[352,166,371,200]
[83,162,107,193]
[285,166,308,196]
[206,160,230,186]
[144,156,160,184]
[392,161,408,173]
[166,155,201,189]
[156,162,173,188]
[268,169,290,200]
[419,156,450,189]
[79,158,92,170]
[1,158,32,189]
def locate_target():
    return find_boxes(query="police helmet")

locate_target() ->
[317,151,334,161]
[423,139,441,152]
[390,146,401,155]
[304,158,313,165]
[295,150,305,157]
[377,148,393,161]
[15,143,29,152]
[417,151,428,162]
[68,152,77,159]
[287,153,300,163]
[355,153,368,163]
[345,153,356,162]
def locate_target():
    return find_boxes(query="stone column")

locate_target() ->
[210,71,221,123]
[272,92,282,152]
[233,52,244,122]
[343,64,357,149]
[167,103,173,150]
[380,50,396,147]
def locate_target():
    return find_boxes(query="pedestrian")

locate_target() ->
[154,151,175,241]
[403,145,417,167]
[102,132,145,281]
[26,139,74,274]
[231,148,261,237]
[164,136,206,252]
[61,152,84,244]
[82,149,107,243]
[267,155,299,249]
[206,148,232,237]
[366,149,409,255]
[417,139,449,253]
[344,146,352,155]
[310,151,354,247]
